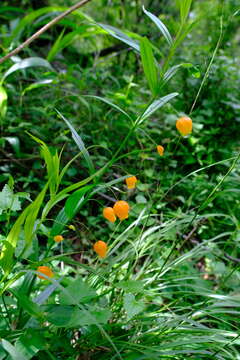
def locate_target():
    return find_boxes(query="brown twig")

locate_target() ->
[0,0,92,65]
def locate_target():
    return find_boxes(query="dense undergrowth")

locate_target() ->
[0,0,240,359]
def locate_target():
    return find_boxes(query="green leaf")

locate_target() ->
[0,184,21,215]
[140,37,159,96]
[177,0,193,24]
[116,280,144,293]
[11,290,44,318]
[4,136,20,156]
[143,6,173,46]
[0,86,7,118]
[1,57,54,83]
[50,207,69,236]
[64,185,93,218]
[46,305,74,327]
[123,293,145,321]
[139,92,178,123]
[47,29,65,62]
[56,109,95,176]
[1,339,26,360]
[15,330,45,360]
[22,79,54,96]
[84,95,133,122]
[59,277,96,305]
[27,133,60,197]
[69,306,111,327]
[98,23,140,51]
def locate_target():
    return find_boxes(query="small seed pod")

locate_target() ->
[157,145,164,156]
[176,116,193,136]
[93,241,108,258]
[126,176,137,189]
[113,200,130,221]
[54,235,64,243]
[37,266,54,280]
[103,207,116,223]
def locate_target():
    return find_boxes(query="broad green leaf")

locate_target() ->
[46,305,111,328]
[0,184,21,215]
[139,92,178,123]
[59,278,96,305]
[1,340,25,360]
[69,306,111,327]
[46,305,74,327]
[123,293,145,321]
[116,280,144,293]
[1,57,54,83]
[98,23,140,51]
[64,185,93,218]
[15,330,45,360]
[50,207,69,236]
[0,86,7,118]
[10,290,43,318]
[56,109,95,176]
[143,6,173,46]
[140,37,159,96]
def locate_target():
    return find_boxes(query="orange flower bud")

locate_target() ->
[103,207,116,223]
[125,176,137,189]
[93,241,108,258]
[176,116,192,136]
[54,235,64,243]
[113,200,130,221]
[157,145,164,156]
[37,266,54,280]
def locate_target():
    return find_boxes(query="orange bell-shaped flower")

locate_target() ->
[93,241,108,258]
[37,266,54,280]
[176,116,192,136]
[54,235,64,243]
[113,200,130,221]
[103,207,116,223]
[157,145,164,156]
[126,176,137,189]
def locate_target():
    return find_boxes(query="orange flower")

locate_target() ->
[37,266,54,280]
[176,116,192,136]
[113,200,130,221]
[157,145,164,156]
[126,176,137,189]
[93,241,108,258]
[54,235,64,243]
[103,207,116,223]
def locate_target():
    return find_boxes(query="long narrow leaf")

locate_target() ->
[140,37,159,96]
[143,6,173,46]
[1,57,54,83]
[56,109,95,176]
[98,23,140,51]
[84,95,133,122]
[139,92,178,123]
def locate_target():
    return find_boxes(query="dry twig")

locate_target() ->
[0,0,92,65]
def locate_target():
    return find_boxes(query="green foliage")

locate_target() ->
[0,0,240,359]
